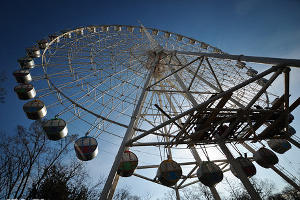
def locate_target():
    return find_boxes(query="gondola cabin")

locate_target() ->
[23,100,47,120]
[157,159,182,187]
[236,61,246,69]
[267,139,291,154]
[246,68,258,77]
[117,150,138,177]
[61,30,72,38]
[43,118,68,140]
[189,39,196,45]
[152,29,158,35]
[287,125,296,136]
[253,148,278,168]
[74,136,98,161]
[13,69,32,83]
[216,125,229,137]
[49,34,60,43]
[164,32,171,38]
[230,157,256,178]
[101,26,109,32]
[26,46,41,58]
[37,39,49,49]
[18,57,35,69]
[14,84,36,100]
[114,26,122,32]
[87,26,97,33]
[127,26,134,33]
[177,35,183,41]
[201,42,208,49]
[289,114,294,123]
[76,28,84,36]
[257,78,268,87]
[197,161,223,187]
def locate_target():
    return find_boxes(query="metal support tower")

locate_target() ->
[100,68,153,200]
[102,48,300,199]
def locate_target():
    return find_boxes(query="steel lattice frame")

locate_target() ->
[16,25,300,200]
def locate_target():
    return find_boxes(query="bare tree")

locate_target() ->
[0,120,75,199]
[161,183,213,200]
[28,160,104,200]
[0,120,144,200]
[270,185,300,200]
[225,177,275,200]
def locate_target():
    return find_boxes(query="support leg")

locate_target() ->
[287,137,300,149]
[175,188,181,200]
[100,71,153,200]
[107,174,120,200]
[209,186,221,200]
[217,137,261,200]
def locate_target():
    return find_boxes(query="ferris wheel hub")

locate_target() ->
[145,50,169,78]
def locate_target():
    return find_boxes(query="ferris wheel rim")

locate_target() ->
[38,24,226,130]
[28,23,276,141]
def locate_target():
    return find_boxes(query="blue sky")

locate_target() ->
[1,0,300,199]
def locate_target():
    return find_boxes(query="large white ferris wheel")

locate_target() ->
[13,24,300,200]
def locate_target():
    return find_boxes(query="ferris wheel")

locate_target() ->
[13,24,300,200]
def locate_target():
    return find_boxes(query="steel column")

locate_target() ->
[175,188,181,200]
[100,70,153,200]
[287,137,300,149]
[216,135,261,199]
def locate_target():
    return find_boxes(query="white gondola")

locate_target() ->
[267,139,291,154]
[49,34,60,43]
[23,100,47,120]
[230,157,256,178]
[74,136,98,161]
[257,78,268,87]
[13,69,32,83]
[164,32,171,38]
[189,39,195,45]
[176,35,183,41]
[26,46,41,58]
[18,57,35,69]
[76,28,84,36]
[87,26,97,33]
[156,159,182,186]
[236,61,246,69]
[197,161,223,187]
[37,39,49,49]
[61,30,72,38]
[101,26,109,32]
[43,118,68,141]
[201,42,209,49]
[117,150,138,177]
[253,147,278,168]
[114,26,122,32]
[152,29,158,35]
[213,48,222,53]
[246,68,258,77]
[14,84,36,100]
[127,26,134,33]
